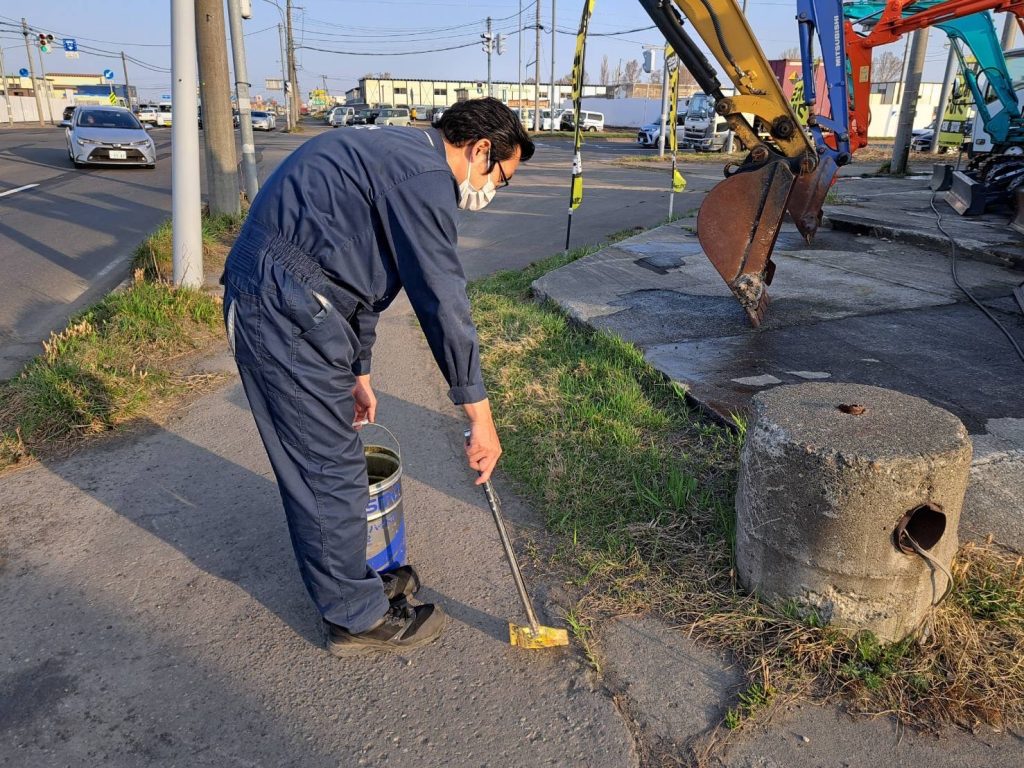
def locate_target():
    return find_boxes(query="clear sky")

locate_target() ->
[1,1,1015,103]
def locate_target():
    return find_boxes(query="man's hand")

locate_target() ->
[353,375,377,427]
[463,399,502,484]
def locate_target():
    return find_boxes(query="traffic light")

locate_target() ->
[38,33,54,53]
[480,31,493,54]
[642,49,655,74]
[496,34,505,55]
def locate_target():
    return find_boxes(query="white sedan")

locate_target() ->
[251,110,276,131]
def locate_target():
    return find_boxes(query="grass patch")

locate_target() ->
[469,242,1024,733]
[134,212,243,282]
[1,212,238,471]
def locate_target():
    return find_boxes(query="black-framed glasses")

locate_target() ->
[488,158,510,189]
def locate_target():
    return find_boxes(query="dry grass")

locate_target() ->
[470,244,1024,736]
[0,210,238,471]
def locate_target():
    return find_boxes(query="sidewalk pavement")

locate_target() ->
[0,295,637,767]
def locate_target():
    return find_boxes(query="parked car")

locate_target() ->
[560,110,605,132]
[431,107,446,125]
[324,105,344,125]
[353,108,380,125]
[155,103,173,127]
[376,108,410,127]
[411,105,431,121]
[63,105,156,169]
[328,106,357,127]
[137,105,158,124]
[63,105,77,123]
[541,109,566,130]
[637,111,686,148]
[250,110,276,131]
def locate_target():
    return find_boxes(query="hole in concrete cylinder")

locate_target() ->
[893,505,947,554]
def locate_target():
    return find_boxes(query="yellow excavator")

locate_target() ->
[638,0,849,325]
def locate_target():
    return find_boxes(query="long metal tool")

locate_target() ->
[466,431,569,649]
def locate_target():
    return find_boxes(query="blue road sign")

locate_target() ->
[161,94,171,100]
[18,68,28,77]
[62,38,77,52]
[103,68,115,80]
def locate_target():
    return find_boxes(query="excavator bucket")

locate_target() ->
[697,159,796,327]
[931,164,954,192]
[786,156,838,243]
[946,171,988,215]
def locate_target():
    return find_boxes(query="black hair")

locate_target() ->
[436,97,535,163]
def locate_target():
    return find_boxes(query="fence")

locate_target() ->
[0,95,75,125]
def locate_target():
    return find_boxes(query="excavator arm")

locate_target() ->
[638,0,847,325]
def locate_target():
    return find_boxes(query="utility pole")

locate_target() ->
[657,53,670,157]
[549,0,556,131]
[195,0,240,216]
[286,0,299,126]
[930,43,957,154]
[322,74,330,105]
[21,19,45,126]
[518,0,523,120]
[121,51,132,110]
[34,39,55,125]
[171,0,203,288]
[226,0,260,203]
[278,23,291,130]
[486,16,493,98]
[1000,12,1017,50]
[534,0,541,131]
[891,28,929,175]
[0,46,13,125]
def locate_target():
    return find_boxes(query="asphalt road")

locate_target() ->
[0,121,713,379]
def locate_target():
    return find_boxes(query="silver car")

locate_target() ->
[64,106,156,168]
[251,110,276,131]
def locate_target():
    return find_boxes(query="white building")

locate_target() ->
[346,77,610,109]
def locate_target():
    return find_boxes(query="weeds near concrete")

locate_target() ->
[0,213,238,471]
[469,236,1024,736]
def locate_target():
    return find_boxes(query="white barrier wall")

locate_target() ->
[0,96,75,124]
[558,97,682,129]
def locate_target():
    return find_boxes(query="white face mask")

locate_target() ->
[458,150,497,211]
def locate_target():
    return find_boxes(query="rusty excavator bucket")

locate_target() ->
[697,159,797,327]
[786,156,838,242]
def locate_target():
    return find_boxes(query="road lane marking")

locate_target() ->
[0,183,39,198]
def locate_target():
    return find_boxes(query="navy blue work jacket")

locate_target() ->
[242,125,485,405]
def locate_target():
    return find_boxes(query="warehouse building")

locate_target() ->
[345,77,611,109]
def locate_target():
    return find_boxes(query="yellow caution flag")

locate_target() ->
[567,0,596,213]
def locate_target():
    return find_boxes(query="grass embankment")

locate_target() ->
[0,214,242,471]
[469,243,1024,735]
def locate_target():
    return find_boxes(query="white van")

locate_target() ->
[329,106,357,127]
[560,110,604,132]
[155,102,173,127]
[376,108,411,127]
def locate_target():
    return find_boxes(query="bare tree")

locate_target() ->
[600,55,611,85]
[778,46,801,60]
[557,72,574,85]
[623,58,642,84]
[872,51,904,82]
[679,67,698,91]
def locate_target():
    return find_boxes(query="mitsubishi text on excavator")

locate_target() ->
[637,0,851,326]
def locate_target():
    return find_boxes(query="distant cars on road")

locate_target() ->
[137,106,158,125]
[250,110,276,131]
[62,106,156,169]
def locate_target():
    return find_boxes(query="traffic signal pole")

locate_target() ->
[34,39,55,125]
[487,17,493,98]
[226,0,260,203]
[21,19,45,126]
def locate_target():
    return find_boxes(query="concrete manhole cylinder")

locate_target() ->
[736,383,972,642]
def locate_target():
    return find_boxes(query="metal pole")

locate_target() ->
[657,53,669,157]
[891,28,929,175]
[35,43,55,125]
[286,0,299,126]
[322,73,329,105]
[487,16,493,98]
[195,0,240,216]
[21,20,45,126]
[171,0,203,288]
[549,0,556,131]
[518,0,523,120]
[0,46,14,126]
[1000,12,1017,50]
[121,50,132,110]
[227,0,260,203]
[895,34,912,103]
[534,0,541,131]
[930,43,957,154]
[278,23,291,130]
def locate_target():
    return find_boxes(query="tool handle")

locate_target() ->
[465,429,542,635]
[355,421,401,460]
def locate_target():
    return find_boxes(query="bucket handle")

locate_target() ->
[355,421,401,461]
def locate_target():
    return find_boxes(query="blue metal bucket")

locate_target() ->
[361,424,406,573]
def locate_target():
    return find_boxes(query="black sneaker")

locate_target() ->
[327,599,445,656]
[381,565,421,602]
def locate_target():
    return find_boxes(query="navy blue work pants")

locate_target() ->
[222,234,389,634]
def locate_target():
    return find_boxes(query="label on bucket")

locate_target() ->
[366,482,401,516]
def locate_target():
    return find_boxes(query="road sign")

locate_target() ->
[18,68,28,77]
[265,78,283,91]
[62,38,77,52]
[108,92,118,105]
[161,94,171,100]
[103,69,115,81]
[65,51,80,60]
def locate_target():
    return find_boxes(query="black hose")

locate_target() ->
[697,0,745,83]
